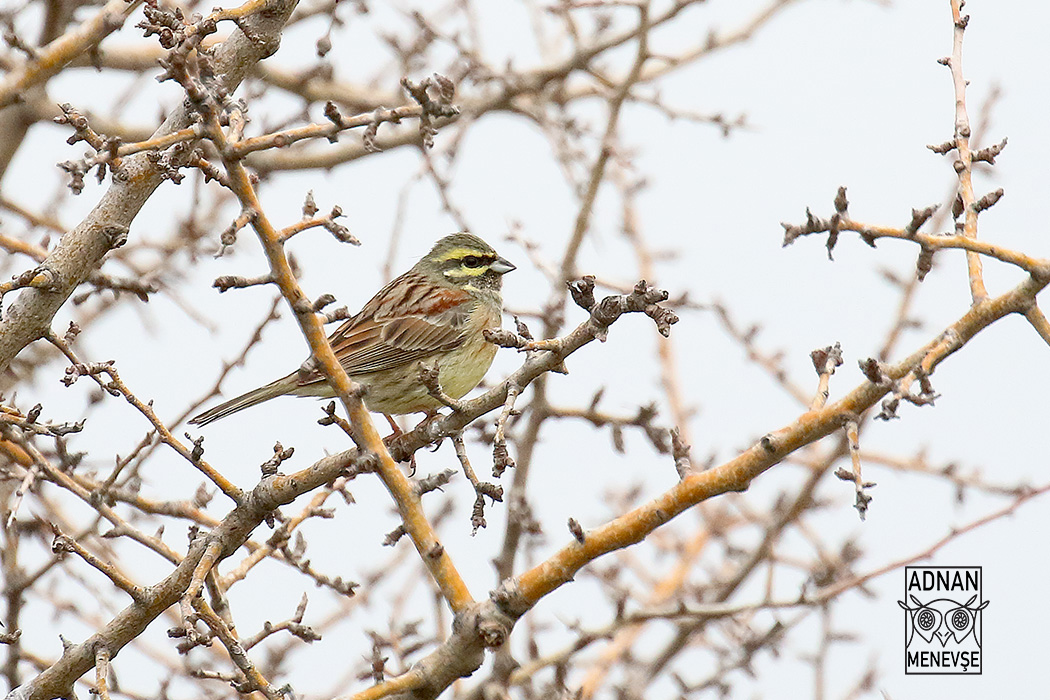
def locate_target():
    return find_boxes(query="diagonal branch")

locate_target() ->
[198,107,476,613]
[0,0,142,109]
[511,273,1047,606]
[0,0,299,373]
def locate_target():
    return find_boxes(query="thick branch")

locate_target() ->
[510,272,1045,605]
[0,0,299,373]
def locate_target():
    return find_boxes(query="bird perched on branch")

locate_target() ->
[190,233,515,426]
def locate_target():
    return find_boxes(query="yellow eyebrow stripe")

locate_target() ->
[443,266,489,277]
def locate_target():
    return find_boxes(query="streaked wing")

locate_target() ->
[297,271,474,385]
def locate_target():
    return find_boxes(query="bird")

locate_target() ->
[189,233,515,426]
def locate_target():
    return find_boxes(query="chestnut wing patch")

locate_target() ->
[298,283,474,385]
[337,315,468,374]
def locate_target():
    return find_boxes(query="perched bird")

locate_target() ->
[190,233,515,426]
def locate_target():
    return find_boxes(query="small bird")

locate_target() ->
[190,233,515,426]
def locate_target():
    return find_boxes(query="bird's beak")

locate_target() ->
[490,256,516,275]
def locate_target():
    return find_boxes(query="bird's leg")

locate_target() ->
[383,413,403,437]
[382,414,417,475]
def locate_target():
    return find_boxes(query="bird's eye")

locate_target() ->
[462,255,484,268]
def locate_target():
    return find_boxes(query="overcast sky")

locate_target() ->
[7,1,1049,697]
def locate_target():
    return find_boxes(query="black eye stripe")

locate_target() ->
[460,254,493,268]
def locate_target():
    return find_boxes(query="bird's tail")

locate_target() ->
[189,375,297,426]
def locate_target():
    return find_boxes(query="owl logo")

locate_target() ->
[900,566,986,674]
[898,594,989,649]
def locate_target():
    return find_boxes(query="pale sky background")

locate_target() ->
[6,0,1050,698]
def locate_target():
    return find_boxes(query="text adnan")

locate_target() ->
[906,569,978,592]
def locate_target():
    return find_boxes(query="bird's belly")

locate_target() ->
[356,334,498,415]
[438,334,498,399]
